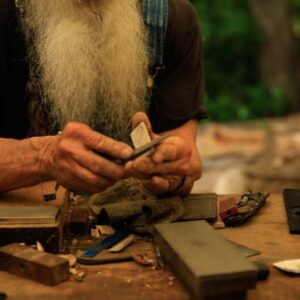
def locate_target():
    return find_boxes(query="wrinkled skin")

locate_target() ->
[125,112,202,195]
[42,122,133,193]
[0,113,201,195]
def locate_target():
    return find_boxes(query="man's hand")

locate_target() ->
[41,122,133,193]
[125,112,202,195]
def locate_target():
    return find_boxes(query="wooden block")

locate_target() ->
[69,207,89,235]
[153,221,257,299]
[0,244,69,285]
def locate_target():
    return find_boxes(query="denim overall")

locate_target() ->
[142,0,168,101]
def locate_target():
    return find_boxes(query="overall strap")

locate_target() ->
[142,0,168,68]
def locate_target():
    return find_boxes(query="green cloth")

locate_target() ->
[89,179,185,233]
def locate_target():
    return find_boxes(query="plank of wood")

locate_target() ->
[0,243,69,285]
[153,221,257,299]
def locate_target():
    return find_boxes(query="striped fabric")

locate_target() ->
[142,0,168,67]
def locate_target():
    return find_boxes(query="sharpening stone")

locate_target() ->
[153,221,257,299]
[130,122,151,149]
[0,207,62,253]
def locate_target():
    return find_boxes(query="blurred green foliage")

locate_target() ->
[190,0,289,122]
[294,0,300,36]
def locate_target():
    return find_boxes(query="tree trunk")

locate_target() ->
[250,0,300,109]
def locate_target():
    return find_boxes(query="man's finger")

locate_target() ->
[62,122,133,160]
[55,160,115,193]
[176,176,194,196]
[71,149,127,182]
[142,176,170,194]
[124,161,151,180]
[128,156,190,176]
[131,112,153,134]
[152,137,192,164]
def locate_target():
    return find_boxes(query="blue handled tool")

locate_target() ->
[82,230,129,258]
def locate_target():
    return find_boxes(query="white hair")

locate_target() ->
[23,0,149,140]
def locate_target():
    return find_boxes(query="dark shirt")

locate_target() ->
[0,0,29,138]
[0,0,206,138]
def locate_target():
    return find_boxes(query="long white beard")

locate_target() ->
[23,0,148,140]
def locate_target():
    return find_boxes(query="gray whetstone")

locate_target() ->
[153,221,257,299]
[181,193,217,221]
[0,206,59,224]
[0,207,62,253]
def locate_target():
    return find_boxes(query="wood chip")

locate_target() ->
[132,253,156,267]
[58,254,77,267]
[71,239,79,247]
[36,241,44,252]
[74,271,85,282]
[96,225,115,235]
[213,221,225,229]
[91,228,101,239]
[69,268,85,281]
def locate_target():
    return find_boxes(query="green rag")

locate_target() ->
[89,178,185,233]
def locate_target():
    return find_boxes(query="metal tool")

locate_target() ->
[283,189,300,234]
[81,230,129,258]
[98,134,168,164]
[127,134,168,161]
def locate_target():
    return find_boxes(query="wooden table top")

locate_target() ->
[0,186,299,300]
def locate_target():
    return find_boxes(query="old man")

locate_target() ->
[0,0,206,195]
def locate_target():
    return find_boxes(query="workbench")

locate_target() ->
[0,185,299,300]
